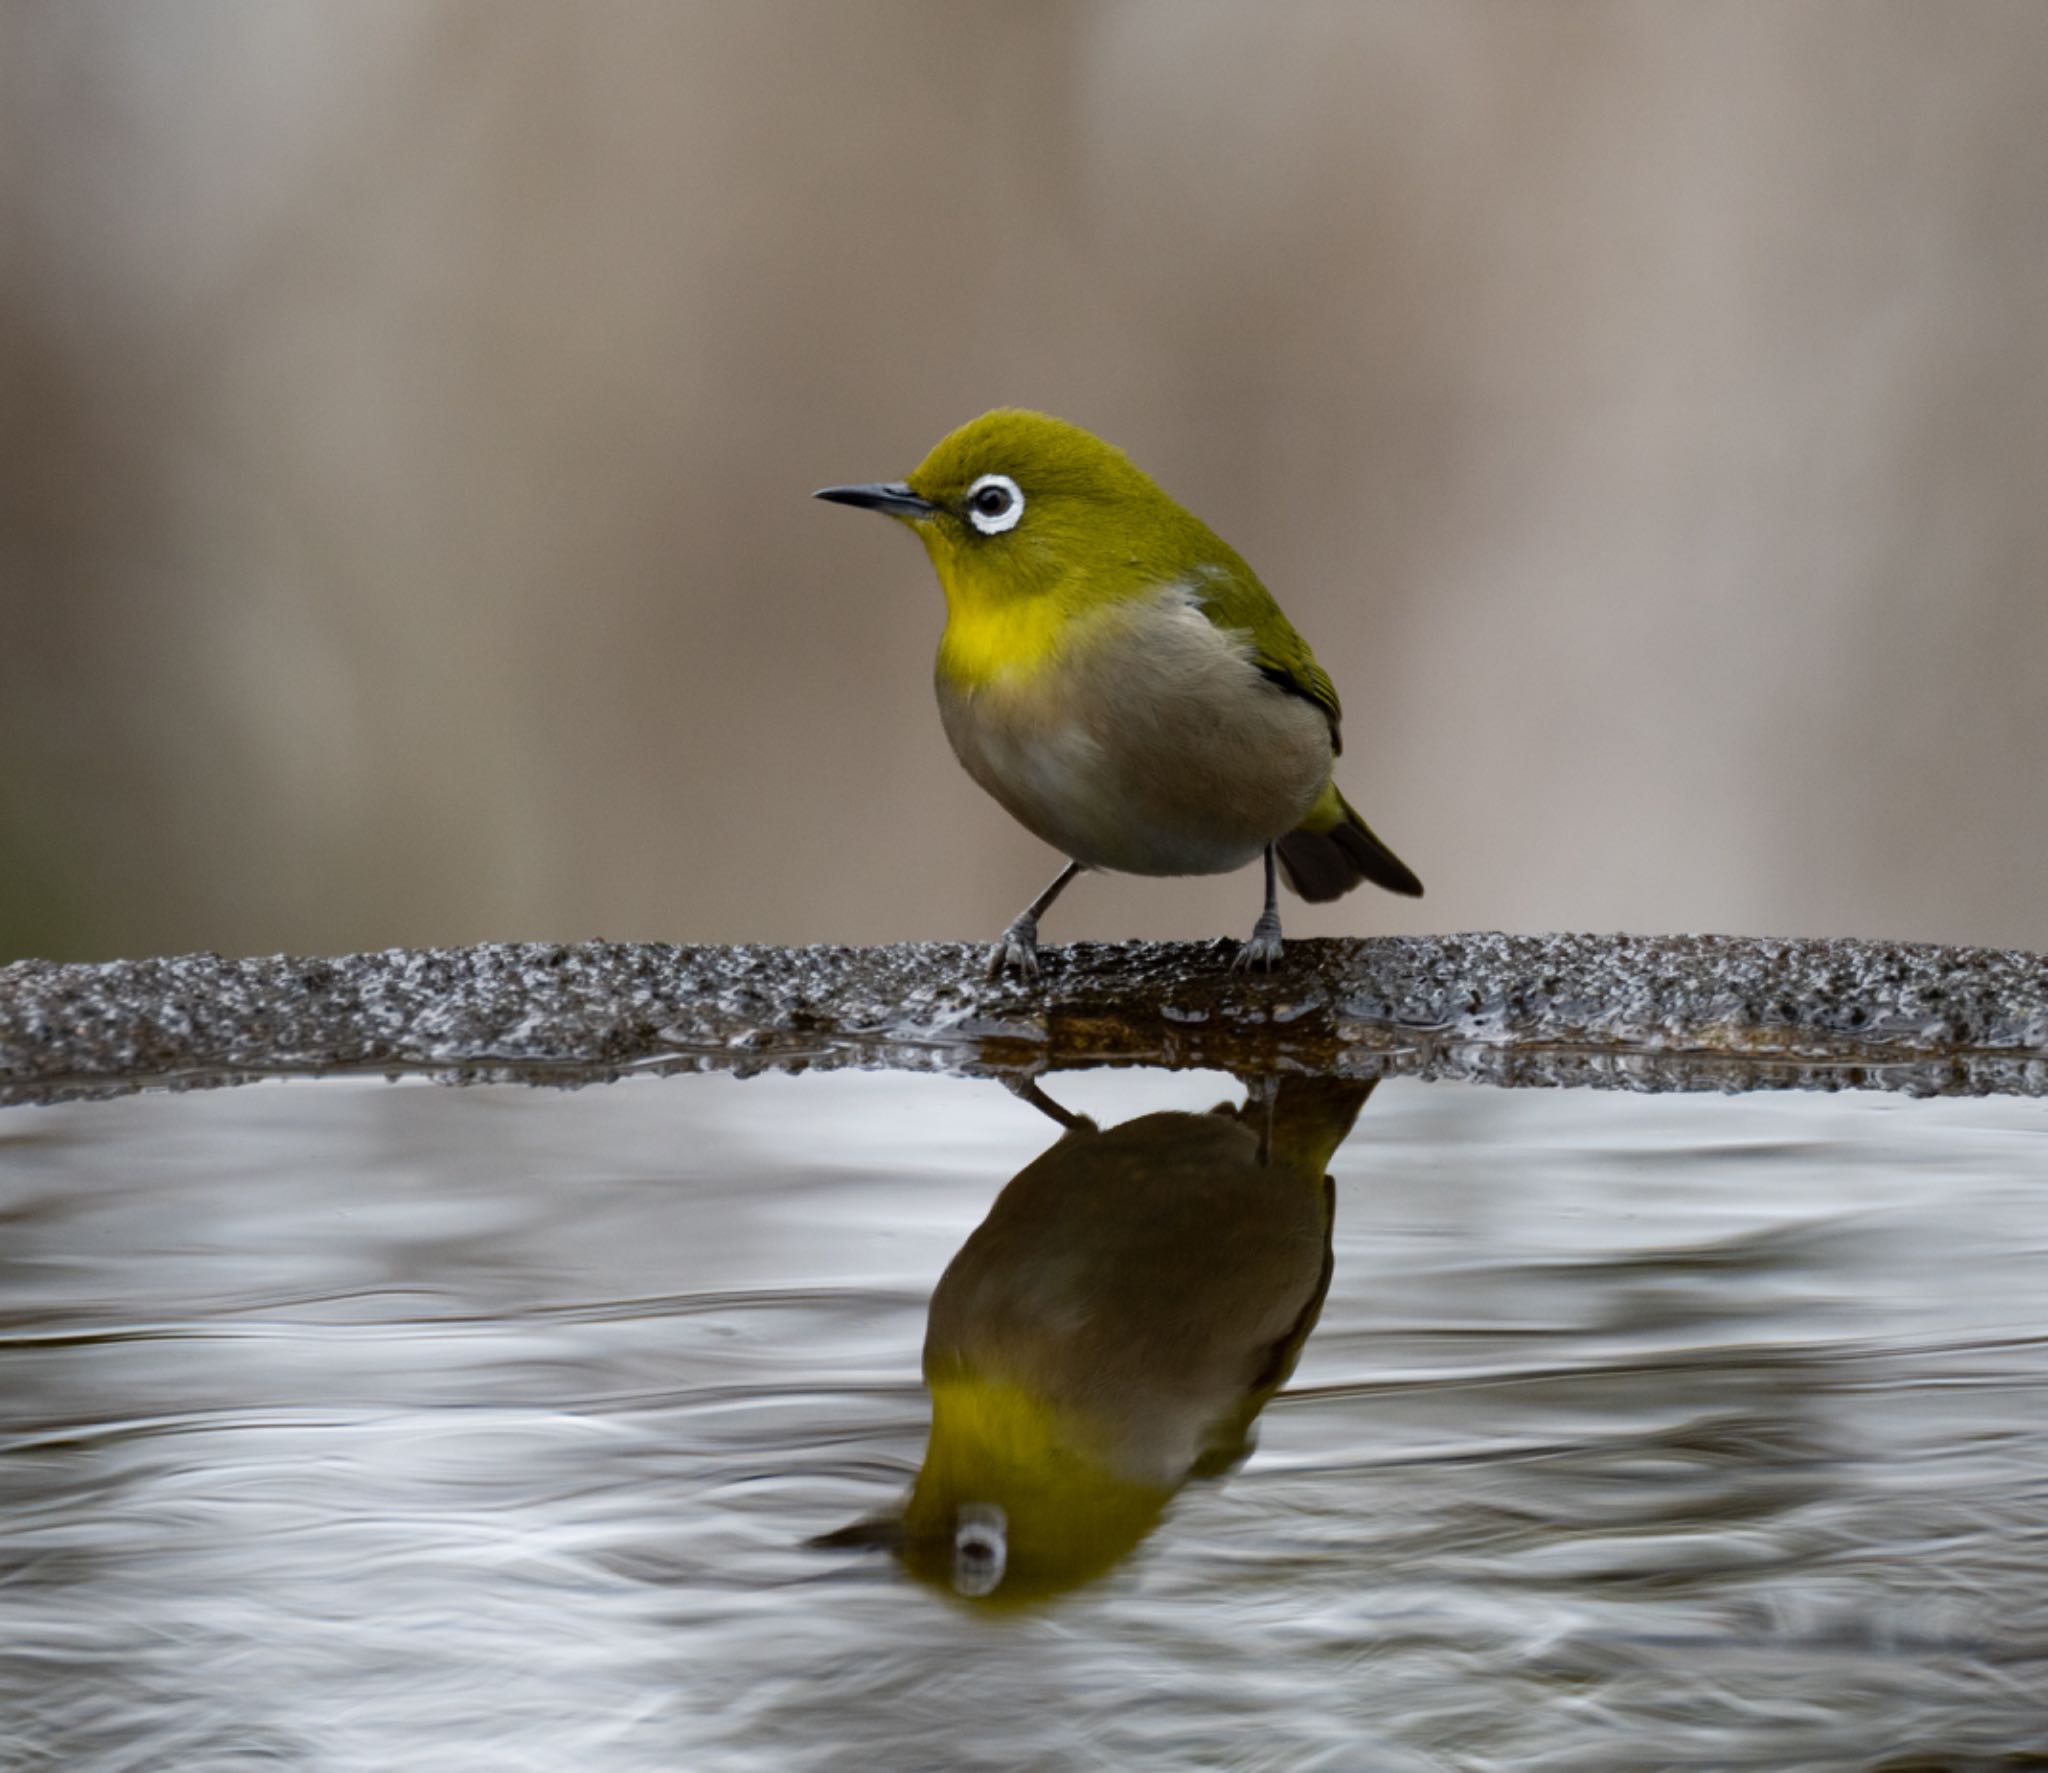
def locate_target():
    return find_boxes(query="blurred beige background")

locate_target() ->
[4,0,2046,965]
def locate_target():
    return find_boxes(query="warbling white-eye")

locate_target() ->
[816,409,1423,977]
[811,1075,1377,1605]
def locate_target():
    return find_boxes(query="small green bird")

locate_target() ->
[817,409,1422,976]
[813,1075,1377,1605]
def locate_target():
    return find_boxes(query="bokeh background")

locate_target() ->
[5,0,2046,965]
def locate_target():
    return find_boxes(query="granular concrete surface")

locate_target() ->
[3,934,2047,1107]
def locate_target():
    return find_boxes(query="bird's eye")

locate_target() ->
[965,473,1024,536]
[952,1503,1008,1596]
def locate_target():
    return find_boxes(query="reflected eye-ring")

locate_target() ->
[965,473,1024,535]
[952,1503,1008,1596]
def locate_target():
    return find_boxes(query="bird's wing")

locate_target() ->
[1189,570,1345,754]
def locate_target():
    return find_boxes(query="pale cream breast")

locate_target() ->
[935,585,1334,877]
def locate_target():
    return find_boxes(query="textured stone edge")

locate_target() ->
[2,933,2047,1107]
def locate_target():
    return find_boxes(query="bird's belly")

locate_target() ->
[950,716,1267,875]
[935,595,1333,877]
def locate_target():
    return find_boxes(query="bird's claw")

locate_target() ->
[985,919,1042,981]
[1232,913,1286,973]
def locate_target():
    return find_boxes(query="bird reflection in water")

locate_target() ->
[816,1074,1377,1605]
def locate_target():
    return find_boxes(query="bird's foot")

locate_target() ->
[985,917,1042,981]
[1231,910,1286,973]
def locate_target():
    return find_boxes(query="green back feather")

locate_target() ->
[1186,564,1344,750]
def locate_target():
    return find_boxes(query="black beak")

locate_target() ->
[813,481,938,519]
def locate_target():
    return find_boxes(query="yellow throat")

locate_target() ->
[920,526,1086,691]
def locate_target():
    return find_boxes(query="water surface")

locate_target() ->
[2,1069,2045,1770]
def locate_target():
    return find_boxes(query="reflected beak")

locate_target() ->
[813,481,938,520]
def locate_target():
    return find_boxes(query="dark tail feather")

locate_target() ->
[1275,792,1424,904]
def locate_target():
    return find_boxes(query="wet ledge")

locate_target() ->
[3,934,2046,1107]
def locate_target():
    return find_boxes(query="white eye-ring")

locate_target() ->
[952,1503,1008,1597]
[965,473,1025,535]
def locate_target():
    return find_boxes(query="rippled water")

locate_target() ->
[3,1068,2046,1771]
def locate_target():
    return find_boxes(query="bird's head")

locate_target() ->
[816,408,1226,616]
[811,1372,1174,1609]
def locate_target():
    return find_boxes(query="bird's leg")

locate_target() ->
[1238,1071,1280,1163]
[1232,844,1286,972]
[986,860,1084,981]
[1001,1074,1098,1135]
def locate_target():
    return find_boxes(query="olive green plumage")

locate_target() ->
[812,1075,1378,1604]
[816,409,1422,974]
